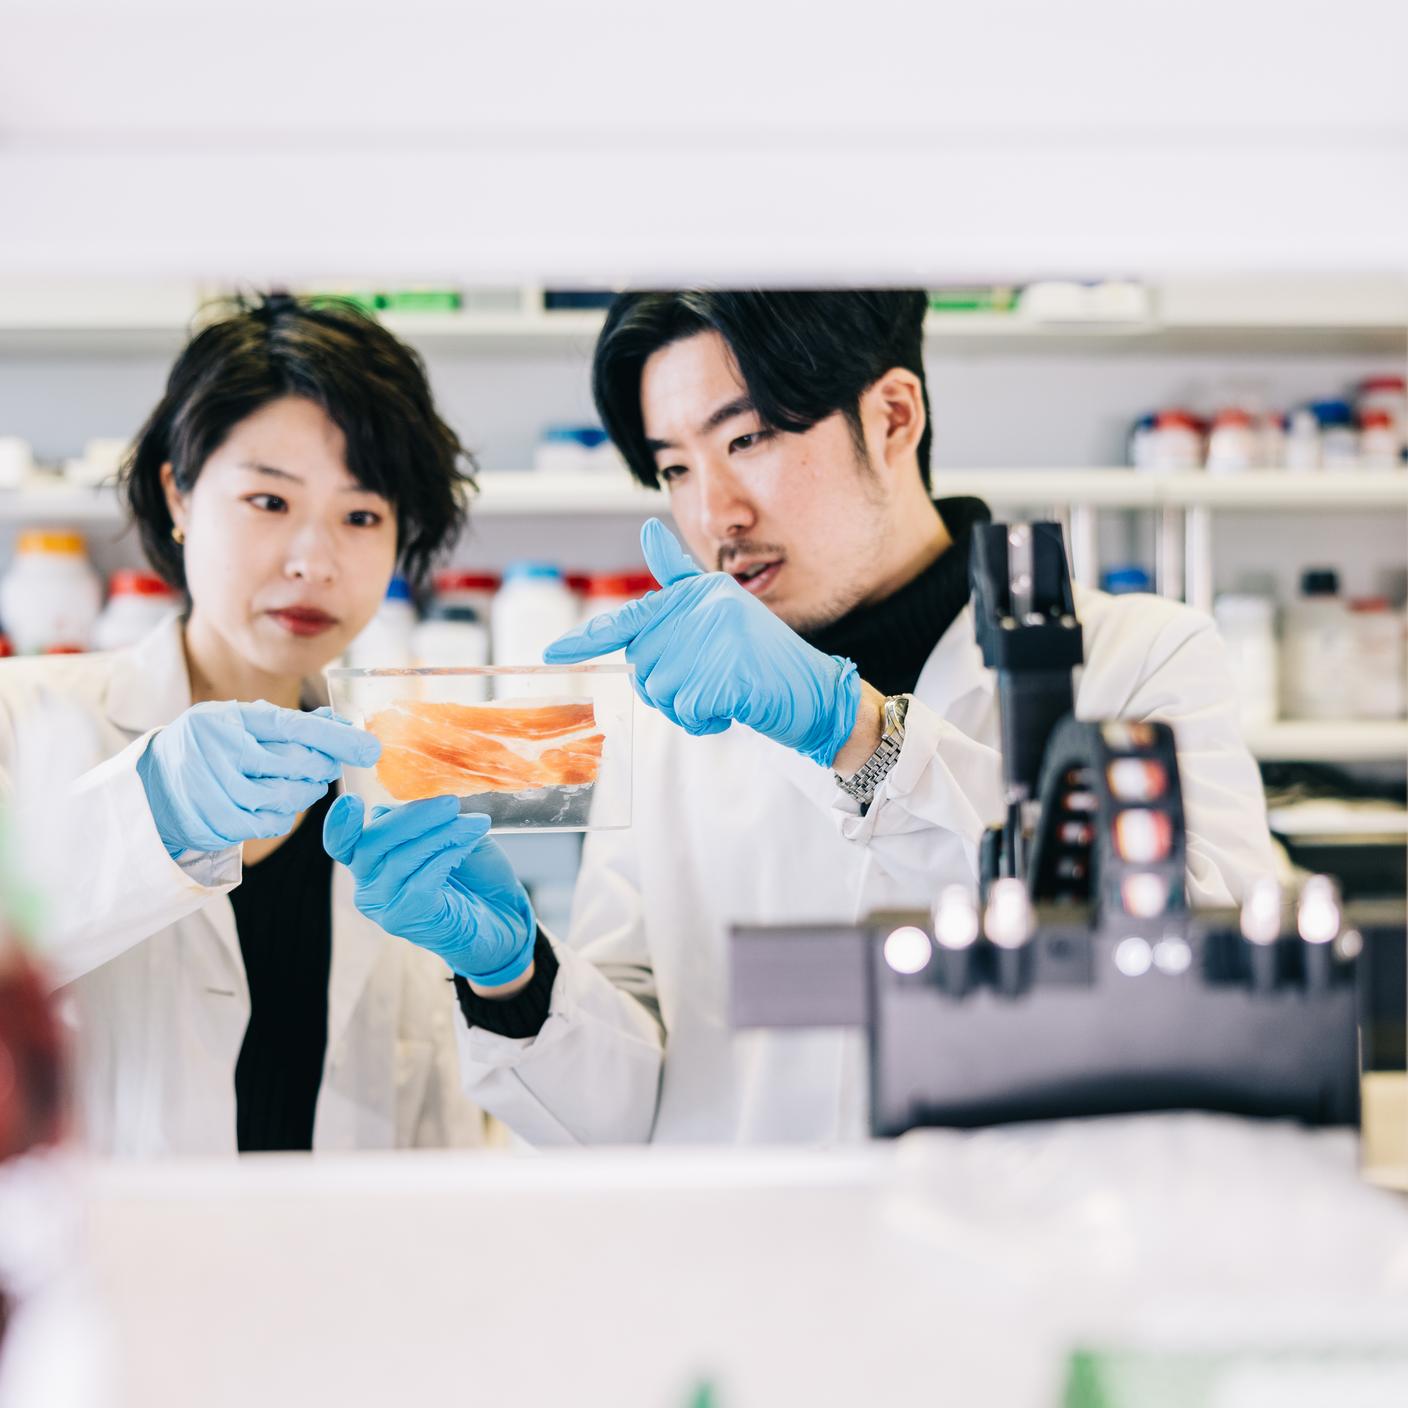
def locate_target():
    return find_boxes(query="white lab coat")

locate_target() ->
[0,615,484,1157]
[454,588,1280,1146]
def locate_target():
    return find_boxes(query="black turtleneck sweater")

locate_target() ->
[802,495,991,696]
[455,495,993,1041]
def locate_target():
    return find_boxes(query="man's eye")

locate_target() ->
[248,493,287,512]
[346,509,383,528]
[658,465,688,484]
[729,431,770,454]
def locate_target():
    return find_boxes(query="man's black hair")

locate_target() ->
[591,290,932,490]
[121,292,475,591]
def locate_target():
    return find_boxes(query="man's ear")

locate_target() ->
[862,368,926,481]
[159,462,188,536]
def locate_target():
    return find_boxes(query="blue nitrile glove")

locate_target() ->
[543,518,861,768]
[323,794,537,987]
[136,701,380,858]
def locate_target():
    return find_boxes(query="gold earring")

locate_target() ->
[171,526,185,546]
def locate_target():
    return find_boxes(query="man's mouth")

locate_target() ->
[730,560,783,596]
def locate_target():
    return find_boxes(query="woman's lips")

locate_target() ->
[733,561,782,597]
[268,607,338,638]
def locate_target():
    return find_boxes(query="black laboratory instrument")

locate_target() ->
[730,523,1405,1143]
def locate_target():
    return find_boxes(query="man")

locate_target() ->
[325,290,1278,1145]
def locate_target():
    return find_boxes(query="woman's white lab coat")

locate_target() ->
[452,588,1281,1146]
[0,615,483,1156]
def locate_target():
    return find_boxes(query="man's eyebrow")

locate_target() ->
[644,396,756,454]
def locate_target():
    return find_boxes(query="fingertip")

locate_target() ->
[322,792,364,860]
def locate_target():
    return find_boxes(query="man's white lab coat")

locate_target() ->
[454,588,1279,1146]
[0,616,483,1156]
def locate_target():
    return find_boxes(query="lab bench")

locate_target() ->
[9,1117,1407,1408]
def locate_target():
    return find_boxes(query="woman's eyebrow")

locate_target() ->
[238,460,303,483]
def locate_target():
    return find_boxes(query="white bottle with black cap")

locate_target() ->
[1282,568,1352,721]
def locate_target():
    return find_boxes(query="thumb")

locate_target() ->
[322,793,366,865]
[640,518,702,587]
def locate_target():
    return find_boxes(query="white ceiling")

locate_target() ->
[2,0,1406,280]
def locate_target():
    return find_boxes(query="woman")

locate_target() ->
[0,293,485,1155]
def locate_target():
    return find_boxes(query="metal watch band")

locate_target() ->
[834,694,909,808]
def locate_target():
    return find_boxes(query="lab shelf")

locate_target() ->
[0,486,127,523]
[1,312,1404,359]
[2,470,1406,524]
[1242,721,1408,764]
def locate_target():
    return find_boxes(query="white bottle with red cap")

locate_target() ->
[1142,409,1203,473]
[1205,408,1256,475]
[92,570,182,652]
[576,571,658,626]
[1357,376,1407,464]
[0,531,103,654]
[1359,410,1402,470]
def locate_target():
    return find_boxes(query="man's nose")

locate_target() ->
[697,459,756,546]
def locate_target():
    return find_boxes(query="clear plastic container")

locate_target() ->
[324,663,633,831]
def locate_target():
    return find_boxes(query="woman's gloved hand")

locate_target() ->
[136,701,380,858]
[323,794,537,987]
[543,518,860,768]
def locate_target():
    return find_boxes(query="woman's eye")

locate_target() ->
[346,509,384,528]
[658,465,687,484]
[248,493,287,512]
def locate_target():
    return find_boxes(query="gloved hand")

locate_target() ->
[543,518,860,768]
[136,701,380,858]
[323,794,537,987]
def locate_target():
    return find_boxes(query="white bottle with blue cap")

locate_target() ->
[491,561,581,698]
[345,575,418,669]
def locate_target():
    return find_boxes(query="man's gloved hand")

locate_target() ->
[543,518,860,768]
[136,701,380,857]
[323,794,537,987]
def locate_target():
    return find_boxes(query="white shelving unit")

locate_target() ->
[2,312,1404,360]
[5,469,1405,522]
[3,470,1403,767]
[1244,722,1408,765]
[2,271,1405,358]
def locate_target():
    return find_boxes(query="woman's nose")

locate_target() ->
[283,524,337,584]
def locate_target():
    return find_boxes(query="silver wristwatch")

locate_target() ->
[834,694,909,809]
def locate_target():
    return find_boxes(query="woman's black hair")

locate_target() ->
[591,290,932,490]
[121,291,475,591]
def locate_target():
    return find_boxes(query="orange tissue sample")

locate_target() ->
[367,698,605,801]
